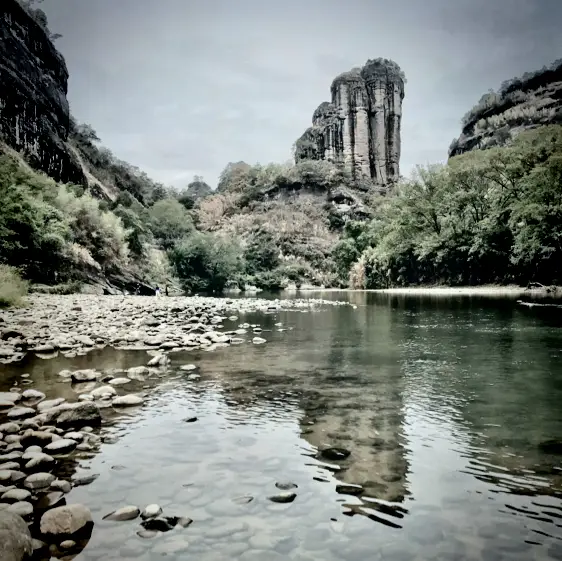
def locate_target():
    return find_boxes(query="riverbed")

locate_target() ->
[1,292,562,560]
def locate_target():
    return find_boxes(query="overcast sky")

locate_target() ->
[42,0,561,189]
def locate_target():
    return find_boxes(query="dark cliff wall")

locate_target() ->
[449,59,562,157]
[0,0,84,184]
[295,59,405,190]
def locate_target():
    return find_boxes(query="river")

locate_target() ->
[1,291,562,560]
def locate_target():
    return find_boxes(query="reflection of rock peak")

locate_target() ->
[295,58,405,191]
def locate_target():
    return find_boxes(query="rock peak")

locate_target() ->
[296,58,405,190]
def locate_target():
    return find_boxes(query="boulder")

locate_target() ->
[0,511,33,561]
[40,402,101,428]
[40,503,93,539]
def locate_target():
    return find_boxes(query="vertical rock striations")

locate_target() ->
[0,0,83,184]
[295,58,405,190]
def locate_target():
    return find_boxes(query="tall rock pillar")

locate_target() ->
[295,58,405,191]
[362,59,405,188]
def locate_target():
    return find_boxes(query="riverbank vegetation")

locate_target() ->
[1,123,561,297]
[0,265,28,307]
[338,126,562,288]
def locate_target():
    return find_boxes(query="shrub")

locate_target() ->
[0,265,28,307]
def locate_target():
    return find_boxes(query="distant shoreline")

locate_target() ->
[284,285,559,297]
[370,285,530,295]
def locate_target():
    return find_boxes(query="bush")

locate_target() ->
[30,281,82,295]
[168,232,244,294]
[0,265,28,307]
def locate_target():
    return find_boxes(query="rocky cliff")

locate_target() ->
[449,59,562,157]
[0,0,84,185]
[295,59,405,190]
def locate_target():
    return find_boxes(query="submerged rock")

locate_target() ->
[336,483,364,496]
[268,492,297,504]
[539,440,562,455]
[275,482,298,490]
[320,447,351,461]
[141,517,175,532]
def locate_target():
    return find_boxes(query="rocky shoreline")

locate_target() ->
[0,294,349,365]
[0,294,349,560]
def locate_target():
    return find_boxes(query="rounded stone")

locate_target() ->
[44,439,77,455]
[141,504,162,519]
[7,501,33,518]
[102,505,140,521]
[24,472,55,490]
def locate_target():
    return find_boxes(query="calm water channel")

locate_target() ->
[2,292,562,560]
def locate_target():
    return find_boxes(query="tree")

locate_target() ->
[148,199,193,249]
[243,230,280,275]
[186,176,212,198]
[168,232,243,293]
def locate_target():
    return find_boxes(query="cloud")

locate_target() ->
[42,0,562,188]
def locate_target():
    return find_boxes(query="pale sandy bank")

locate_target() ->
[371,286,530,296]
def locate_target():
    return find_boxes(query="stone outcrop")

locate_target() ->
[0,0,84,184]
[295,59,405,190]
[449,59,562,157]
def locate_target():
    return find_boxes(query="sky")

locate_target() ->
[42,0,562,189]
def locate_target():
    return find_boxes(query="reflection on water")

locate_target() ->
[2,292,562,560]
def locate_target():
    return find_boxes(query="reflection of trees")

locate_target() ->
[391,293,562,494]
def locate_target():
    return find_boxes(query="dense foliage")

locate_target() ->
[168,232,243,294]
[338,126,562,288]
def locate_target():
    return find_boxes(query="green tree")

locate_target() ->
[148,199,193,249]
[169,232,243,293]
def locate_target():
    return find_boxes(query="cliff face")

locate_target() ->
[295,59,405,190]
[0,0,84,184]
[449,59,562,157]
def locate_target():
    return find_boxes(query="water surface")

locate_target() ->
[2,292,562,561]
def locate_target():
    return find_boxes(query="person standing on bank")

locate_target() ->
[155,286,161,297]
